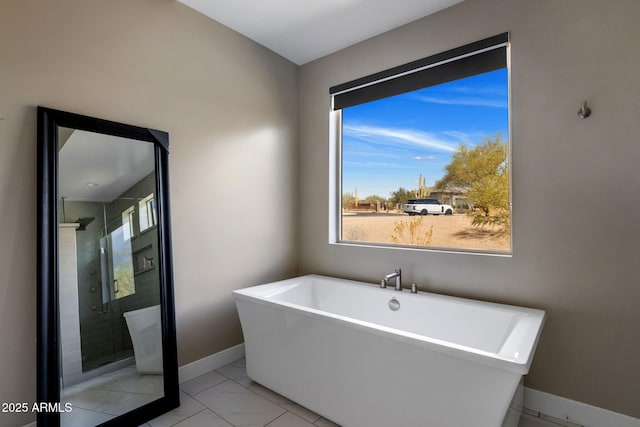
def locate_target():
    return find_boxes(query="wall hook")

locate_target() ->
[577,100,591,119]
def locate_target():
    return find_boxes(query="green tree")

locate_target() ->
[365,194,385,205]
[438,135,510,232]
[388,187,412,207]
[342,192,356,208]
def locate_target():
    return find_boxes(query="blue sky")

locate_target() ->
[342,68,509,198]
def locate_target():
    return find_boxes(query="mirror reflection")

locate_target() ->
[57,128,164,425]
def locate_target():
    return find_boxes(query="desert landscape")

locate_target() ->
[342,212,510,252]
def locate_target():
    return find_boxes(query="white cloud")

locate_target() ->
[343,124,458,153]
[441,130,471,144]
[343,160,409,169]
[344,150,401,159]
[451,85,507,96]
[412,155,436,160]
[416,95,508,109]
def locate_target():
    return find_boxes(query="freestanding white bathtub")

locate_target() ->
[233,275,545,427]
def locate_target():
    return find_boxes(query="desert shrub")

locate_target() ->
[344,226,367,241]
[391,216,433,246]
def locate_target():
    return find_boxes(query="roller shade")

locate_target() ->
[330,33,509,111]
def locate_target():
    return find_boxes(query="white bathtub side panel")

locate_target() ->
[236,299,522,427]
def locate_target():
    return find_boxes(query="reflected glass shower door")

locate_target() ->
[81,225,135,372]
[108,225,136,300]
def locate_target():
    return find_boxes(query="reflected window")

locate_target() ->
[111,225,135,299]
[139,193,156,232]
[122,205,135,240]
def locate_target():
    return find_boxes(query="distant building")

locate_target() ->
[429,184,470,207]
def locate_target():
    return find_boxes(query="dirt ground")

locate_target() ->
[342,212,510,252]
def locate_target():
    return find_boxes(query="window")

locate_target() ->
[330,34,511,253]
[121,206,135,241]
[111,224,135,299]
[138,193,156,232]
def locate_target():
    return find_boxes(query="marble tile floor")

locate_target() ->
[141,358,575,427]
[61,365,164,427]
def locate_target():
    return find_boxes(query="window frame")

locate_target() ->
[329,34,513,256]
[122,205,135,240]
[139,193,157,232]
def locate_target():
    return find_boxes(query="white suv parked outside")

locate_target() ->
[403,198,453,216]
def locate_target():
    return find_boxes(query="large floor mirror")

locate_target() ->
[37,107,179,427]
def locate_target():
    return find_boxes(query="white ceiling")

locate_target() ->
[59,129,155,203]
[177,0,463,65]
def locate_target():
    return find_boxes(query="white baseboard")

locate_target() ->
[178,343,245,384]
[524,387,640,427]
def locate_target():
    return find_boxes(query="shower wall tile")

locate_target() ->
[59,223,83,387]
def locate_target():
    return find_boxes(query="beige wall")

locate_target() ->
[0,1,298,425]
[298,0,640,419]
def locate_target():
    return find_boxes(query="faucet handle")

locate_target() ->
[380,279,387,288]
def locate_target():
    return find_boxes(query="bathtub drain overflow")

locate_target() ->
[388,298,400,311]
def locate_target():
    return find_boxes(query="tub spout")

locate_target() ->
[382,268,402,291]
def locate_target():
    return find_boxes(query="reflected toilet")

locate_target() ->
[123,305,163,374]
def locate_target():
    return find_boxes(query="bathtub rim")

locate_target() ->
[233,274,545,375]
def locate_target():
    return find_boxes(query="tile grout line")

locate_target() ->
[166,407,209,427]
[184,380,238,427]
[216,363,328,426]
[181,359,330,427]
[520,411,583,427]
[190,367,318,427]
[265,411,289,427]
[267,410,315,427]
[216,376,287,427]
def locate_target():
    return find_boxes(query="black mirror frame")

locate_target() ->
[36,106,179,427]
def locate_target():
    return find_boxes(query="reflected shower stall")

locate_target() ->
[58,173,161,387]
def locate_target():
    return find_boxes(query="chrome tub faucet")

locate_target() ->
[381,268,402,291]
